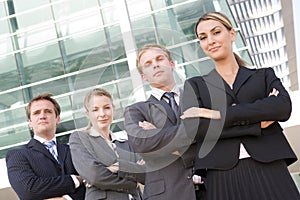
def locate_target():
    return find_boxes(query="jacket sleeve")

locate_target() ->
[69,132,137,194]
[223,68,291,126]
[6,149,76,200]
[124,104,193,156]
[182,77,261,142]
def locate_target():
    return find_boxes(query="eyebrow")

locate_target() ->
[143,54,164,65]
[197,25,222,36]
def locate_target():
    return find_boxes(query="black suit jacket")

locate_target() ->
[124,94,197,200]
[182,67,297,172]
[6,138,85,200]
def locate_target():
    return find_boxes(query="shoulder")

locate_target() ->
[125,100,152,112]
[69,130,88,142]
[6,144,29,161]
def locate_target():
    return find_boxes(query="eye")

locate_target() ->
[91,107,98,112]
[157,55,164,61]
[198,36,206,41]
[104,105,112,110]
[32,111,40,115]
[143,61,151,67]
[45,109,53,113]
[213,30,221,35]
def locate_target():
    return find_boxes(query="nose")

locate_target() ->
[207,35,215,45]
[39,111,46,118]
[98,109,105,117]
[152,60,160,69]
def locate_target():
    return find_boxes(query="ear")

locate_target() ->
[230,28,236,42]
[85,111,89,119]
[170,60,175,70]
[28,119,33,129]
[56,115,61,126]
[141,73,148,82]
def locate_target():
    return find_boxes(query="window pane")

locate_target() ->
[21,43,64,84]
[0,55,19,91]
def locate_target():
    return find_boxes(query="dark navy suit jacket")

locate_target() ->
[6,138,85,200]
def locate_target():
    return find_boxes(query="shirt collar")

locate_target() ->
[89,127,127,142]
[34,135,57,144]
[151,85,180,100]
[111,131,128,142]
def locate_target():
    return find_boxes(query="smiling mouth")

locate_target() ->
[209,46,220,52]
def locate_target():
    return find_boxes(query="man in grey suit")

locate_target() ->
[124,44,201,200]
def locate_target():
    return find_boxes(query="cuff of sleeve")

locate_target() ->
[71,175,80,188]
[63,195,73,200]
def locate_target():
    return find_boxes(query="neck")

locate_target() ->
[100,129,111,140]
[214,55,239,77]
[155,82,176,92]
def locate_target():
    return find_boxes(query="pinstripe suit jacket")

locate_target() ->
[6,138,85,200]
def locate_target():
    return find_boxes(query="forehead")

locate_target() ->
[196,19,224,34]
[140,48,167,63]
[87,95,112,106]
[30,100,55,112]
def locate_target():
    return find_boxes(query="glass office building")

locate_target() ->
[0,0,252,158]
[1,0,299,198]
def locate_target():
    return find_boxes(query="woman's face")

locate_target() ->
[86,95,114,133]
[196,19,236,62]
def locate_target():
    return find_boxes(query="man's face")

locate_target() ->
[28,100,60,138]
[140,48,175,89]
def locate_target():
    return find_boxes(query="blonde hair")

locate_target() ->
[194,12,248,67]
[83,88,113,133]
[136,44,172,74]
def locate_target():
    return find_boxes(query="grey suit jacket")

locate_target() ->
[124,95,197,200]
[69,131,142,200]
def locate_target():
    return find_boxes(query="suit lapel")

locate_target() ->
[203,67,256,101]
[28,138,59,164]
[148,95,178,124]
[233,67,256,94]
[203,69,235,98]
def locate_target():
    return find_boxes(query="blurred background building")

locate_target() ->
[0,0,299,198]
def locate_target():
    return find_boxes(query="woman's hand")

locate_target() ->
[260,89,278,128]
[181,107,221,119]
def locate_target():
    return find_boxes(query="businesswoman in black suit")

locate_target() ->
[181,12,300,200]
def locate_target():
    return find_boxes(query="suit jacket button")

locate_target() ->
[187,175,191,179]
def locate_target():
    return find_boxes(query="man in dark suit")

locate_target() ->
[124,44,202,200]
[6,93,85,200]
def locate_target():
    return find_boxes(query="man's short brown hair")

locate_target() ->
[26,93,61,120]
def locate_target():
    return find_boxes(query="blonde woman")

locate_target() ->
[69,88,143,200]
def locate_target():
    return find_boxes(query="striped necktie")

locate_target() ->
[43,140,59,163]
[164,92,179,114]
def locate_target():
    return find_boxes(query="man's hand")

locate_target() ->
[137,159,145,165]
[139,121,156,130]
[107,162,119,173]
[75,175,84,185]
[192,175,204,184]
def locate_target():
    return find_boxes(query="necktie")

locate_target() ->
[43,140,59,163]
[164,92,179,114]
